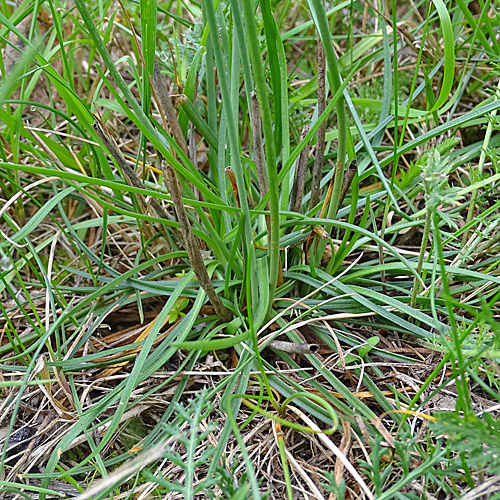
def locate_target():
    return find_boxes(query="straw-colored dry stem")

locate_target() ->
[338,159,358,207]
[163,161,232,322]
[289,124,311,214]
[92,118,171,225]
[250,91,271,237]
[152,61,188,155]
[151,60,231,320]
[309,42,326,211]
[250,91,268,197]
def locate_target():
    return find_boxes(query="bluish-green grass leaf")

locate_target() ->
[429,0,455,112]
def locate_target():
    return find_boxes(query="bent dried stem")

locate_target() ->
[152,61,188,155]
[151,60,232,322]
[309,42,326,211]
[162,160,232,322]
[250,91,271,238]
[289,124,311,214]
[92,116,171,226]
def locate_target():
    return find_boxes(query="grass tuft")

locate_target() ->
[1,0,500,498]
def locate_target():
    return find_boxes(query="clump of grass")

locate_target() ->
[1,0,500,498]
